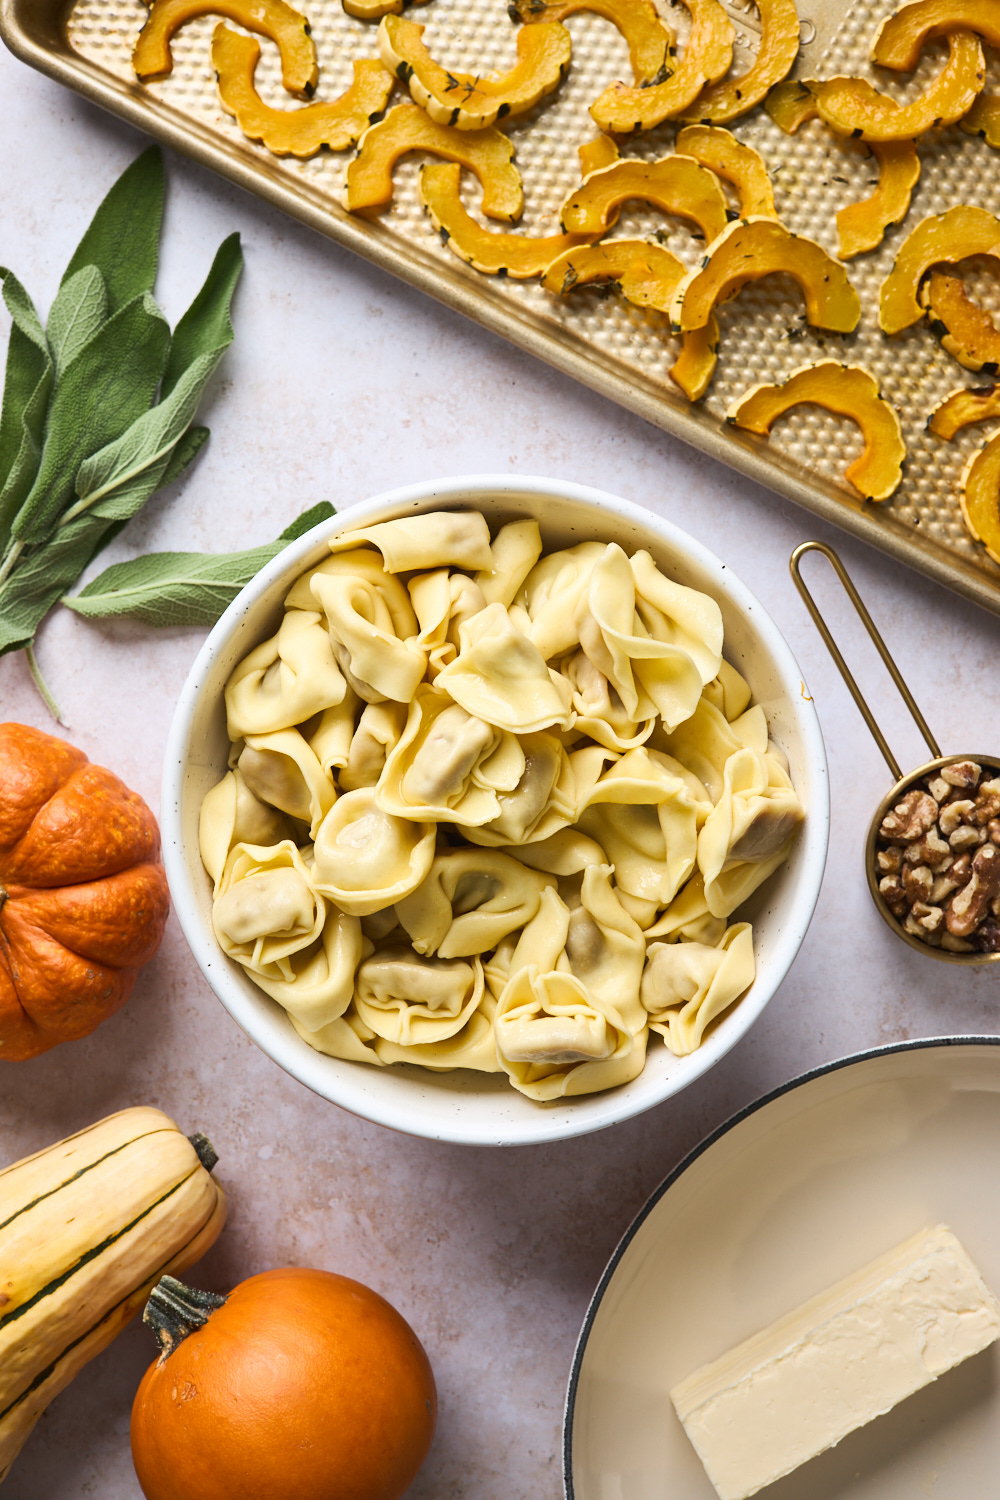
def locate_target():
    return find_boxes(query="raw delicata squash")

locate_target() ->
[675,125,778,219]
[960,431,1000,564]
[669,218,862,335]
[879,205,1000,334]
[679,0,801,125]
[213,26,393,156]
[508,0,674,87]
[590,0,735,134]
[346,103,523,220]
[559,155,729,243]
[921,270,1000,373]
[378,15,571,129]
[727,361,906,501]
[928,382,1000,439]
[0,1108,225,1483]
[419,163,595,277]
[836,139,921,260]
[809,32,984,141]
[133,0,319,96]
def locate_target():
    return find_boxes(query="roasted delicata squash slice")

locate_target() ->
[873,0,1000,70]
[764,78,820,133]
[378,14,571,129]
[133,0,318,95]
[590,0,734,134]
[679,0,802,124]
[960,430,1000,564]
[559,156,729,243]
[541,240,720,399]
[879,205,1000,334]
[961,90,1000,147]
[669,218,862,334]
[675,125,777,219]
[213,27,393,155]
[420,163,595,275]
[810,32,984,142]
[836,139,921,260]
[346,103,523,220]
[578,133,619,176]
[508,0,673,86]
[921,270,1000,373]
[727,362,906,501]
[344,0,429,18]
[928,383,1000,439]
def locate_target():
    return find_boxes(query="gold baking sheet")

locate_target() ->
[3,0,1000,614]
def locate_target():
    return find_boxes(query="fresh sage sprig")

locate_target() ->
[0,147,329,719]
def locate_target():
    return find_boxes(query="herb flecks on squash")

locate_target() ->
[727,361,905,501]
[133,0,319,96]
[879,205,1000,334]
[836,138,921,260]
[508,0,674,86]
[679,0,801,125]
[420,163,595,276]
[921,270,1000,372]
[669,217,862,334]
[559,155,729,243]
[590,0,734,134]
[810,32,984,142]
[541,241,720,398]
[213,27,393,157]
[765,78,819,133]
[960,430,1000,564]
[675,125,778,219]
[928,382,1000,439]
[379,14,571,130]
[872,0,1000,71]
[346,103,524,220]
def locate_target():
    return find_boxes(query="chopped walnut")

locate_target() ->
[939,799,976,835]
[901,864,933,902]
[877,847,902,874]
[879,789,939,843]
[942,760,982,789]
[911,901,944,932]
[902,827,952,870]
[878,875,909,919]
[949,824,985,852]
[927,775,951,803]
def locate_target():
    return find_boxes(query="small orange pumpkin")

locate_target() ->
[0,722,169,1060]
[131,1269,437,1500]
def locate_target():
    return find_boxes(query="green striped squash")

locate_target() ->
[0,1107,225,1483]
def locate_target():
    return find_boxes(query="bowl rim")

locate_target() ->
[162,472,830,1146]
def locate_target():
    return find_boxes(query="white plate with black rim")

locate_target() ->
[565,1037,1000,1500]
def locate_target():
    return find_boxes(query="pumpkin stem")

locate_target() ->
[144,1275,227,1360]
[187,1132,219,1173]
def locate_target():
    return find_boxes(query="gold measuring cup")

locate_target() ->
[790,541,1000,966]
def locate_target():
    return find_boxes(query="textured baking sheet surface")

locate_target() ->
[65,0,1000,593]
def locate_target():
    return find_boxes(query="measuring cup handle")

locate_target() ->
[789,541,942,781]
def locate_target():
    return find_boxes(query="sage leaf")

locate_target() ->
[162,233,243,400]
[10,292,170,547]
[0,511,112,655]
[71,348,222,523]
[63,503,337,626]
[161,425,209,490]
[47,265,108,377]
[61,146,164,316]
[0,270,52,544]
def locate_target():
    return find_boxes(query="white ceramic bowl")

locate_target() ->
[162,475,829,1147]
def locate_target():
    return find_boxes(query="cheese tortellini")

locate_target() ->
[201,510,804,1102]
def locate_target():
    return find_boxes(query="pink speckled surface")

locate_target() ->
[1,38,999,1500]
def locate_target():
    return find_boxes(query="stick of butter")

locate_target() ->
[670,1225,1000,1500]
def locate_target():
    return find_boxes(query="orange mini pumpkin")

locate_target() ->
[0,722,170,1059]
[131,1268,437,1500]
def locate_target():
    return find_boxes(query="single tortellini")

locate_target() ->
[520,541,608,660]
[305,548,426,703]
[199,768,294,889]
[475,520,542,607]
[395,847,554,958]
[656,694,765,804]
[408,569,488,677]
[237,729,336,838]
[329,511,493,573]
[353,942,485,1046]
[213,841,325,977]
[564,649,655,753]
[311,787,435,915]
[225,608,346,739]
[290,1006,384,1066]
[698,748,804,917]
[641,923,754,1055]
[435,603,575,733]
[463,731,576,847]
[340,701,408,792]
[252,911,363,1033]
[373,992,501,1072]
[494,967,647,1101]
[629,550,723,689]
[377,687,524,825]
